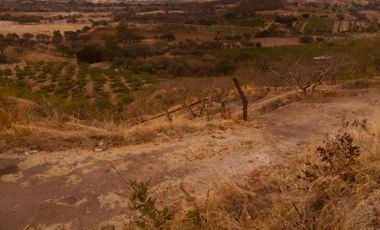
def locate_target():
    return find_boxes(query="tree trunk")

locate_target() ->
[221,101,227,119]
[232,78,248,121]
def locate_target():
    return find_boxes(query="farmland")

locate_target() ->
[0,21,89,35]
[1,0,380,229]
[0,61,154,119]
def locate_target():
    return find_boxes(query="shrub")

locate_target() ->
[275,15,297,26]
[159,33,176,41]
[216,58,236,75]
[300,36,314,44]
[255,24,284,37]
[129,180,173,229]
[302,132,361,182]
[76,45,105,64]
[0,53,7,63]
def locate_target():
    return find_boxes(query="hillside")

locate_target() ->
[1,79,380,229]
[1,0,380,229]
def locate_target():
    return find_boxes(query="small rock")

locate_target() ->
[24,150,38,155]
[93,147,104,152]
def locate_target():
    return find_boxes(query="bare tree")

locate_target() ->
[211,86,230,119]
[270,56,348,98]
[199,89,213,121]
[183,99,199,119]
[36,33,51,45]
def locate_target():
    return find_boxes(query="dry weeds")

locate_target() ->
[0,96,236,154]
[158,119,380,230]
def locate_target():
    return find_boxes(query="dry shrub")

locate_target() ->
[0,96,51,129]
[0,92,236,153]
[162,119,380,230]
[342,80,370,90]
[123,118,233,145]
[255,90,302,114]
[166,166,300,230]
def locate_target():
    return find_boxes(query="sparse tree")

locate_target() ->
[243,32,252,41]
[21,33,34,48]
[116,20,143,44]
[52,30,63,44]
[22,33,34,41]
[36,33,51,44]
[270,56,348,98]
[5,33,19,45]
[159,33,176,41]
[211,84,231,119]
[64,31,79,42]
[0,37,7,54]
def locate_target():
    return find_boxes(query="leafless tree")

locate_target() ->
[270,56,348,98]
[183,99,199,119]
[211,83,231,119]
[199,89,213,121]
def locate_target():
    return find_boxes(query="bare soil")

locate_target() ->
[1,87,380,229]
[0,21,89,35]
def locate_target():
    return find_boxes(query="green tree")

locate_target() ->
[0,36,7,54]
[36,33,51,44]
[21,33,34,48]
[5,33,19,45]
[116,20,143,44]
[216,58,236,75]
[159,33,176,41]
[52,30,63,44]
[76,45,105,64]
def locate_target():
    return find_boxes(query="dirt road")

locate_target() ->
[1,89,379,229]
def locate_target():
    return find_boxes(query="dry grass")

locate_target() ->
[0,21,89,35]
[0,96,236,154]
[131,119,380,230]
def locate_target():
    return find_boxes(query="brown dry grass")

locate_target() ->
[163,119,380,230]
[118,104,379,229]
[0,21,89,35]
[0,96,236,154]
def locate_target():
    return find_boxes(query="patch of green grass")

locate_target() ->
[232,17,267,28]
[158,23,198,33]
[304,16,333,34]
[55,63,76,98]
[71,64,88,99]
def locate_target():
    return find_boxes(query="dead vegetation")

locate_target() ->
[0,94,239,154]
[269,56,349,98]
[2,76,379,154]
[123,118,380,230]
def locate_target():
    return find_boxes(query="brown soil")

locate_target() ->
[1,87,380,229]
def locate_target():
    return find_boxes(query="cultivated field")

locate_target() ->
[0,21,89,35]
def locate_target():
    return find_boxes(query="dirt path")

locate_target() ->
[1,89,380,229]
